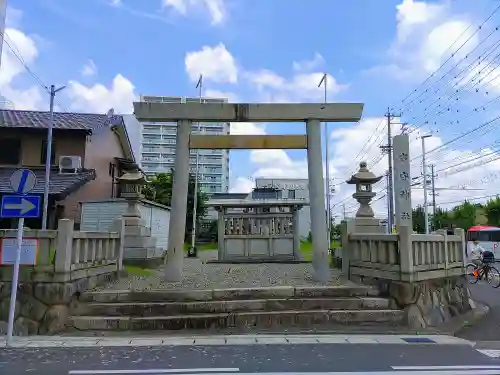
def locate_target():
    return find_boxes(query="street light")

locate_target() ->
[421,134,432,234]
[42,84,66,230]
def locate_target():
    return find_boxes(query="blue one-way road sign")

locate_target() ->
[0,195,41,218]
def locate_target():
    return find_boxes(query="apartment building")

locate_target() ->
[132,95,230,195]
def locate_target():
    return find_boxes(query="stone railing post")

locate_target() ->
[398,226,414,275]
[435,229,449,270]
[341,219,355,277]
[55,219,74,273]
[112,218,125,272]
[454,228,466,267]
[217,207,226,260]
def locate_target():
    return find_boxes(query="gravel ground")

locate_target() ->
[94,251,347,291]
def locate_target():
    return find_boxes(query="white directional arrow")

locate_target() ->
[4,198,35,214]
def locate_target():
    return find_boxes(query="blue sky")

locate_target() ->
[4,0,500,216]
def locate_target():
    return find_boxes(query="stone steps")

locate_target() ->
[69,309,405,331]
[70,286,403,332]
[81,285,380,303]
[77,297,391,316]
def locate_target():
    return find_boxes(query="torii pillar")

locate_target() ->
[133,102,364,282]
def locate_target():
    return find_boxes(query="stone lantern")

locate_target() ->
[117,169,147,219]
[117,169,159,268]
[346,161,383,218]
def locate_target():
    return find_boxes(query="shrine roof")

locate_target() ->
[207,198,309,207]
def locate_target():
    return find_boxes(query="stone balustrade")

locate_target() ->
[213,201,305,262]
[0,218,125,335]
[345,227,466,282]
[340,222,472,329]
[339,144,473,330]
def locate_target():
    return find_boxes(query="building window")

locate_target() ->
[288,190,296,199]
[41,140,56,165]
[0,138,21,165]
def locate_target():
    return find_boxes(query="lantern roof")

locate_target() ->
[117,170,148,185]
[346,161,383,185]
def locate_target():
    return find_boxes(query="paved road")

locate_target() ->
[458,282,500,341]
[2,342,500,375]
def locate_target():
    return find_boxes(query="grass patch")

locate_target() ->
[299,240,340,263]
[124,265,155,277]
[183,242,218,251]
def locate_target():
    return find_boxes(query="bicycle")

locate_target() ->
[466,261,500,288]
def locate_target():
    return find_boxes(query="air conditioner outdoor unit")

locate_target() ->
[59,155,82,174]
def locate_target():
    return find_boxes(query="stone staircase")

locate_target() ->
[69,285,405,332]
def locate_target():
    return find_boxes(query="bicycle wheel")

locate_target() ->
[486,265,500,288]
[466,263,480,284]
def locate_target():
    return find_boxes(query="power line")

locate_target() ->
[0,30,49,93]
[411,115,500,162]
[0,29,70,112]
[438,193,500,206]
[394,4,500,114]
[406,33,500,133]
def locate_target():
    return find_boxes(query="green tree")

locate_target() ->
[331,223,342,240]
[412,205,426,233]
[485,196,500,226]
[432,207,453,230]
[452,201,481,230]
[142,170,208,240]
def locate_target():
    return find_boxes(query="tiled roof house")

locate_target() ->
[0,109,136,229]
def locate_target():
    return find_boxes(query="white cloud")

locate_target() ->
[395,0,445,44]
[204,89,239,102]
[109,0,122,6]
[230,176,254,193]
[0,28,38,86]
[0,25,46,110]
[185,43,238,84]
[185,44,347,103]
[293,53,325,72]
[230,122,266,135]
[368,0,478,81]
[66,74,137,113]
[80,59,97,77]
[163,0,226,25]
[245,70,347,102]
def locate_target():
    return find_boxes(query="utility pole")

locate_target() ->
[189,74,203,255]
[42,84,66,230]
[380,108,396,232]
[421,135,432,234]
[342,203,346,221]
[318,73,331,245]
[431,164,436,231]
[386,171,391,233]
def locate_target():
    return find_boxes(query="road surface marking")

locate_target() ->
[65,371,500,375]
[68,369,240,375]
[393,365,500,370]
[477,349,500,358]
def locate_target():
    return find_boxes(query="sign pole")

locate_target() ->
[6,217,24,346]
[1,168,40,345]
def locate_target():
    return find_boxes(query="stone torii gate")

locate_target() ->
[133,102,364,282]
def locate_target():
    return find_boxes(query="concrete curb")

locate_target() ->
[0,333,474,348]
